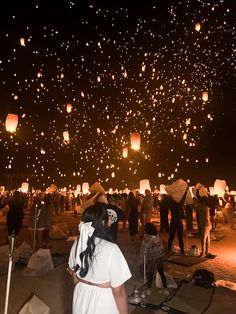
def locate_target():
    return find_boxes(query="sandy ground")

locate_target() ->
[0,212,236,313]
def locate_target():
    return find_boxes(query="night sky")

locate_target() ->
[0,0,235,191]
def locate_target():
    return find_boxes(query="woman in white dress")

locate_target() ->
[68,203,131,314]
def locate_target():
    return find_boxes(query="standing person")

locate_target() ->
[29,193,52,249]
[158,194,170,233]
[167,188,188,255]
[106,195,124,243]
[208,194,219,230]
[138,223,167,295]
[6,190,24,245]
[68,203,131,314]
[120,193,128,230]
[126,191,139,242]
[196,188,213,258]
[140,189,154,230]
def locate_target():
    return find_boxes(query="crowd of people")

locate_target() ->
[0,183,236,313]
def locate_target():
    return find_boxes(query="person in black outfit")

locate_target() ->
[105,195,124,243]
[6,190,24,244]
[159,194,170,233]
[167,188,188,254]
[126,191,139,242]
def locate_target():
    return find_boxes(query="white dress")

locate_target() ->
[69,237,131,314]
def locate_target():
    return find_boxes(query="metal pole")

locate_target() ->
[33,205,37,252]
[4,232,15,314]
[143,253,147,284]
[33,205,41,252]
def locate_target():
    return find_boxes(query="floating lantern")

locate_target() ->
[160,184,166,194]
[76,184,81,193]
[139,179,150,195]
[20,37,25,46]
[66,103,73,113]
[21,182,29,193]
[82,182,89,194]
[63,131,69,142]
[213,179,227,197]
[195,22,201,32]
[40,149,46,155]
[131,132,141,150]
[122,147,128,158]
[5,114,18,133]
[202,91,208,102]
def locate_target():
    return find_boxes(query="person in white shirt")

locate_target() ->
[68,203,131,314]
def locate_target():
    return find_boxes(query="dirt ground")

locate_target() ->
[1,212,236,313]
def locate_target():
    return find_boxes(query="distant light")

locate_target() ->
[20,37,25,46]
[202,91,208,102]
[195,22,201,32]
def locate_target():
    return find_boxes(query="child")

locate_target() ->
[139,223,167,295]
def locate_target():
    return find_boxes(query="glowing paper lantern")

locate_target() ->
[165,179,188,203]
[122,147,128,158]
[63,131,69,142]
[20,37,25,46]
[82,182,89,194]
[21,182,29,193]
[5,114,18,133]
[123,188,130,194]
[66,103,73,113]
[76,184,81,193]
[131,132,141,150]
[139,179,150,195]
[202,91,208,102]
[195,22,201,32]
[159,184,166,194]
[209,187,215,195]
[213,179,227,197]
[46,184,58,193]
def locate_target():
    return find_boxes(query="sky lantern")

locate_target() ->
[130,132,141,150]
[63,131,70,142]
[160,184,167,194]
[195,22,201,32]
[66,103,73,113]
[209,187,215,195]
[213,179,227,197]
[139,179,151,194]
[40,149,46,155]
[5,113,18,133]
[122,147,128,158]
[20,37,25,46]
[76,184,81,192]
[82,182,89,194]
[21,182,29,193]
[202,91,208,102]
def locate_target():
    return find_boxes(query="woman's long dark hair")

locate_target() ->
[79,202,114,277]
